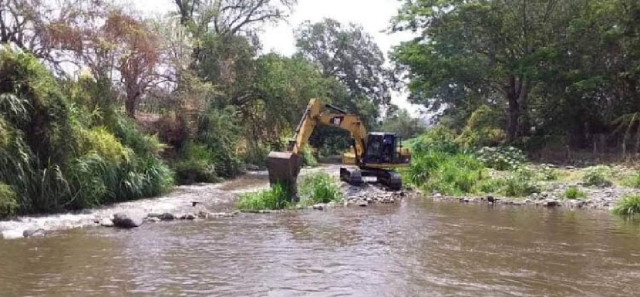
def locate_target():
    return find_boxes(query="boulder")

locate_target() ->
[22,229,46,238]
[543,200,560,207]
[100,218,115,227]
[112,212,145,229]
[146,217,161,223]
[312,204,325,211]
[180,213,196,220]
[357,200,368,207]
[158,213,175,221]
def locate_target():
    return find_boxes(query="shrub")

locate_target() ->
[542,167,559,181]
[301,146,318,167]
[613,194,640,216]
[236,183,291,210]
[0,183,17,218]
[502,169,539,197]
[410,153,487,196]
[622,172,640,188]
[475,178,504,194]
[455,105,506,148]
[564,187,586,200]
[406,125,462,155]
[299,173,342,205]
[582,165,612,187]
[477,146,526,170]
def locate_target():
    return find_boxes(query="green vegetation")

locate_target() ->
[582,166,613,187]
[613,195,640,216]
[0,183,17,217]
[299,173,343,205]
[237,173,343,211]
[502,168,539,197]
[623,172,640,189]
[564,187,586,200]
[236,184,291,211]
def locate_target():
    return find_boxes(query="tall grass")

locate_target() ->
[564,187,586,200]
[236,183,291,210]
[613,195,640,216]
[299,173,342,205]
[0,49,174,215]
[0,183,17,217]
[582,165,612,187]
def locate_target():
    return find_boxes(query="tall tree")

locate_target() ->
[391,0,582,142]
[295,18,397,122]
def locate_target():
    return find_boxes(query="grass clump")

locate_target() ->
[622,171,640,188]
[236,183,291,211]
[501,167,539,197]
[582,165,612,187]
[299,173,342,205]
[612,194,640,216]
[405,151,488,196]
[0,183,17,218]
[564,186,586,200]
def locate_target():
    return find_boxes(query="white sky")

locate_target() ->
[131,0,425,116]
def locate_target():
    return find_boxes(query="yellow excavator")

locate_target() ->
[267,98,412,199]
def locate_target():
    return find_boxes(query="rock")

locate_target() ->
[460,197,470,203]
[366,197,374,203]
[180,213,196,220]
[327,202,337,208]
[434,193,442,198]
[112,212,145,229]
[487,196,495,203]
[312,204,325,211]
[245,164,261,171]
[543,200,560,207]
[22,228,46,238]
[100,218,114,227]
[357,200,368,207]
[146,217,161,223]
[158,213,175,221]
[524,199,532,204]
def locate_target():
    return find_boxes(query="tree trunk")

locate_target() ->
[125,92,140,118]
[506,75,521,143]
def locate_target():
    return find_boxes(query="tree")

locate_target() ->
[381,108,425,139]
[102,11,161,117]
[391,0,583,142]
[0,0,107,74]
[295,18,397,123]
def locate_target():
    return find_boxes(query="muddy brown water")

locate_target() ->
[1,168,640,296]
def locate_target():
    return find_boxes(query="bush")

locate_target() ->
[299,173,342,205]
[301,146,318,167]
[582,165,612,187]
[477,146,527,170]
[564,187,586,200]
[0,183,17,218]
[236,183,291,210]
[613,194,640,216]
[406,152,488,196]
[455,105,506,148]
[541,167,559,181]
[406,125,462,155]
[502,168,539,197]
[622,172,640,188]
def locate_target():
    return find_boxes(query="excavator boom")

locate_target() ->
[267,98,410,200]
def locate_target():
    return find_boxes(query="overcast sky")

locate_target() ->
[131,0,424,115]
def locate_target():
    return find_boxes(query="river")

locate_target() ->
[1,167,640,296]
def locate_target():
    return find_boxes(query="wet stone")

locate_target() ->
[22,229,46,238]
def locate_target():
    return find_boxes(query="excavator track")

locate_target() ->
[340,166,402,190]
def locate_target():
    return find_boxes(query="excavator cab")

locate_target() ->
[363,133,401,165]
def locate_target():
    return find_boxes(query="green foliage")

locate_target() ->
[299,173,342,205]
[502,168,539,197]
[613,195,640,216]
[582,165,612,187]
[477,146,527,171]
[542,167,559,181]
[236,183,291,211]
[380,108,425,139]
[196,106,245,178]
[564,187,586,200]
[456,105,506,147]
[0,183,17,218]
[405,125,462,155]
[404,151,487,196]
[0,49,173,214]
[172,142,219,185]
[301,146,318,167]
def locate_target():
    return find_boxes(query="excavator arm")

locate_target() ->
[267,98,368,198]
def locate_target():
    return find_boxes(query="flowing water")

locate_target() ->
[1,168,640,296]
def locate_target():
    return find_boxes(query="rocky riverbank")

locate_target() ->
[426,182,640,211]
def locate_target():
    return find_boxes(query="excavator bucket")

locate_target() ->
[267,151,302,201]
